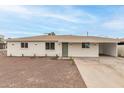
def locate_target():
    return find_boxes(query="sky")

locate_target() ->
[0,5,124,38]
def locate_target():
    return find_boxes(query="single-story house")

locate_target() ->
[6,35,119,57]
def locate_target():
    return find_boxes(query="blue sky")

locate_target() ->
[0,5,124,38]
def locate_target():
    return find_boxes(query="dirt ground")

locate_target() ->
[0,56,86,88]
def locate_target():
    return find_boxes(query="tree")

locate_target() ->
[46,32,56,36]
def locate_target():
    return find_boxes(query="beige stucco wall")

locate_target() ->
[68,43,99,57]
[7,42,99,57]
[7,42,117,57]
[118,45,124,57]
[7,42,62,56]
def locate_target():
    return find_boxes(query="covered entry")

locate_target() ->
[99,43,117,57]
[62,43,68,57]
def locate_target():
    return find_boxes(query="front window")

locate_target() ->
[21,42,28,48]
[82,43,90,48]
[46,42,55,50]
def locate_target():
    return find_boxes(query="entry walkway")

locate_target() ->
[74,57,124,88]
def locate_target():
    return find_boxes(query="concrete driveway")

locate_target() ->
[74,56,124,88]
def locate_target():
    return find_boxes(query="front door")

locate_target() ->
[62,43,68,57]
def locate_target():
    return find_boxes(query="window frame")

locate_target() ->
[45,42,55,50]
[46,43,50,50]
[51,42,55,50]
[82,43,90,48]
[21,42,28,48]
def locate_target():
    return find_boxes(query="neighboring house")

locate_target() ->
[118,38,124,57]
[6,35,119,57]
[0,35,6,49]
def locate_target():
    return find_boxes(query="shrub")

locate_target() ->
[70,57,75,65]
[34,54,36,57]
[10,54,12,57]
[55,54,59,59]
[45,54,47,57]
[22,54,24,57]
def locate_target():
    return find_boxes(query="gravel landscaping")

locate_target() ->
[0,55,86,88]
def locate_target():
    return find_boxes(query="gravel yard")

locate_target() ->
[0,55,86,88]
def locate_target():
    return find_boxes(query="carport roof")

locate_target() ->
[6,35,119,43]
[119,38,124,42]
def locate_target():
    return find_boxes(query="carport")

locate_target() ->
[99,43,118,57]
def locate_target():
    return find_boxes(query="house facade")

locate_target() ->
[7,35,119,57]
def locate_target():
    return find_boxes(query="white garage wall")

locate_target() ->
[7,42,62,57]
[118,45,124,57]
[68,43,99,57]
[99,43,117,57]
